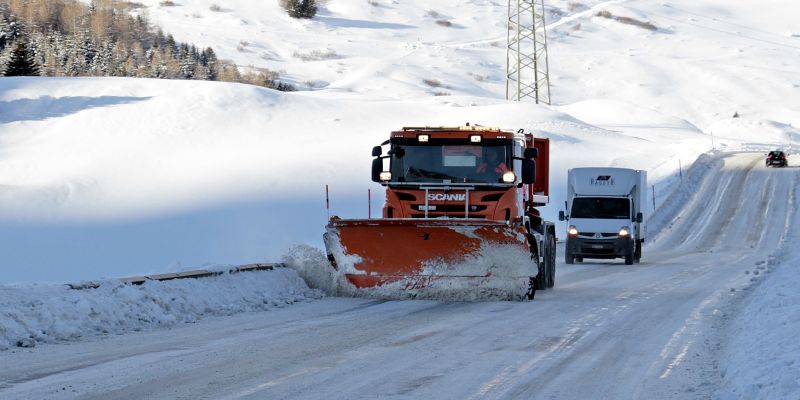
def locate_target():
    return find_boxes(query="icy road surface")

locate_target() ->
[0,152,795,399]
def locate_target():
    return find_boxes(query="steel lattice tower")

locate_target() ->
[506,0,551,104]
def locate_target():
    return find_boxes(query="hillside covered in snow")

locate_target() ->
[2,0,800,399]
[1,0,798,283]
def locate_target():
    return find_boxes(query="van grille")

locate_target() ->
[578,232,618,238]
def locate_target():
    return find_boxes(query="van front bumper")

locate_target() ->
[566,236,633,259]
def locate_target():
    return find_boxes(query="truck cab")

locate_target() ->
[371,126,547,222]
[559,168,647,265]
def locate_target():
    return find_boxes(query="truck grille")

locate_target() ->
[411,205,487,212]
[410,214,487,219]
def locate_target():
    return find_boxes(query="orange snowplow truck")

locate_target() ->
[323,126,556,300]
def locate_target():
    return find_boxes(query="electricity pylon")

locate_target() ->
[506,0,551,104]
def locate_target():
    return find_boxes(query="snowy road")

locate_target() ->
[0,153,794,399]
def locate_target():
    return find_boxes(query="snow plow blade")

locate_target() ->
[323,218,537,300]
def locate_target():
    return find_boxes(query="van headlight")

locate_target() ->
[502,171,516,183]
[618,226,630,237]
[568,225,579,236]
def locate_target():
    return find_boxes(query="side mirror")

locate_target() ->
[521,159,536,184]
[371,158,383,183]
[558,211,566,221]
[524,148,538,159]
[636,212,643,223]
[372,146,382,157]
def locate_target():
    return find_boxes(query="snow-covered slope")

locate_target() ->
[2,0,800,397]
[2,0,796,282]
[136,0,800,127]
[0,76,712,283]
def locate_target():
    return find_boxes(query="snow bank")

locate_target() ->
[716,257,800,399]
[646,151,723,240]
[0,268,322,350]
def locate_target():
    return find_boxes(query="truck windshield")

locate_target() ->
[390,143,511,184]
[571,197,630,219]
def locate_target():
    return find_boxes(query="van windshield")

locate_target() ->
[571,197,630,219]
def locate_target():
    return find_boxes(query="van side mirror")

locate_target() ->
[371,158,383,182]
[524,148,538,159]
[372,146,382,157]
[636,212,643,223]
[521,159,536,184]
[558,211,566,221]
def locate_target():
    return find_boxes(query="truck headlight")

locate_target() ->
[502,171,516,183]
[379,171,392,181]
[618,226,630,236]
[568,225,578,236]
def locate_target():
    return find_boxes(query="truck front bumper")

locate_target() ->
[566,236,633,259]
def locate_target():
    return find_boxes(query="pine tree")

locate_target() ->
[178,42,195,79]
[297,0,318,18]
[80,32,96,70]
[0,11,9,74]
[4,39,40,76]
[201,47,218,80]
[164,34,176,57]
[91,38,113,75]
[0,11,8,53]
[280,0,317,19]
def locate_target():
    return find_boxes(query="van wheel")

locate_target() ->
[625,254,634,265]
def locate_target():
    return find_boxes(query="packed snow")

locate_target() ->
[1,0,800,398]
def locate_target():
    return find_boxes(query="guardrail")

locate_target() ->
[67,263,285,290]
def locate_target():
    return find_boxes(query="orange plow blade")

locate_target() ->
[323,218,537,300]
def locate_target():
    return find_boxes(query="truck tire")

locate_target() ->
[535,260,547,290]
[634,242,642,263]
[546,232,556,288]
[625,254,634,265]
[526,277,536,300]
[528,239,541,296]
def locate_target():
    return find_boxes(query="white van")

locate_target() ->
[559,168,646,265]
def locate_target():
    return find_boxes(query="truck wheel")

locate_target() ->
[546,233,556,288]
[634,242,642,263]
[526,277,536,300]
[535,261,547,290]
[625,254,634,265]
[528,240,543,295]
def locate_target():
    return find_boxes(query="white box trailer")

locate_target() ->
[559,168,647,265]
